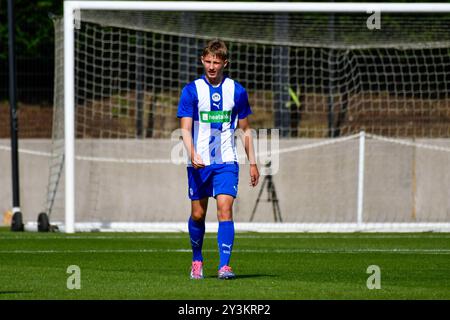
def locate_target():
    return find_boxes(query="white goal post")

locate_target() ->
[59,1,450,233]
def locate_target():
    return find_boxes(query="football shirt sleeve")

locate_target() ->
[177,85,195,118]
[236,87,252,119]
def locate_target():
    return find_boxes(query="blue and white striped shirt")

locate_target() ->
[177,75,252,166]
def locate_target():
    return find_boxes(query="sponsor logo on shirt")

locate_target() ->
[200,111,231,123]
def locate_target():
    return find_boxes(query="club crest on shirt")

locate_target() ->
[212,93,221,102]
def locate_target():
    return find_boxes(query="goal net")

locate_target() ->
[44,2,450,232]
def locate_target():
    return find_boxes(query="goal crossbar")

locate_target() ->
[65,1,450,13]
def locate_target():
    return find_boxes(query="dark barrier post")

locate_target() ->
[8,0,24,231]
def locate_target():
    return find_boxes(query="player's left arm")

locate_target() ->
[238,117,260,187]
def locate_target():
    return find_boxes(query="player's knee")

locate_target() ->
[191,211,206,222]
[217,208,233,221]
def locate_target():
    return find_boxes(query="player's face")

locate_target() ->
[201,54,228,85]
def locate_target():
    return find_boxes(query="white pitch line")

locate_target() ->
[0,248,449,254]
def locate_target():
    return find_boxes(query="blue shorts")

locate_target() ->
[187,163,239,200]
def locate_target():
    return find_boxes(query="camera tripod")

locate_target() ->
[249,162,282,222]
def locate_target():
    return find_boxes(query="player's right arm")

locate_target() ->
[177,84,205,169]
[180,117,205,169]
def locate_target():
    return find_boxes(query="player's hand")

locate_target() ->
[249,164,259,187]
[191,152,205,169]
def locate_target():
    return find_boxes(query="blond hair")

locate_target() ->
[202,39,228,61]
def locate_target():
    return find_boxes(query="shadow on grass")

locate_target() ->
[236,274,276,279]
[0,291,33,295]
[205,274,276,279]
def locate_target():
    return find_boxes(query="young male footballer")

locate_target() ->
[177,39,260,280]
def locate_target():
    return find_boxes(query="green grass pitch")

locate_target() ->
[0,227,449,300]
